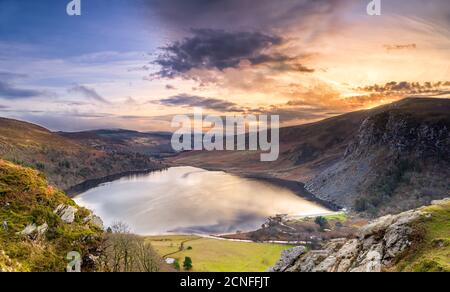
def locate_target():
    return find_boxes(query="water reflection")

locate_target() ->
[75,167,330,235]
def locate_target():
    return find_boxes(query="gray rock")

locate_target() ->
[271,201,437,273]
[36,223,48,236]
[54,204,78,223]
[18,224,37,236]
[268,246,306,272]
[17,222,48,239]
[83,215,104,229]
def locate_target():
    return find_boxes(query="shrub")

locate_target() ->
[183,257,193,271]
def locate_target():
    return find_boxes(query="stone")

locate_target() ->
[312,255,337,272]
[268,246,306,272]
[18,224,37,236]
[54,204,78,223]
[83,215,104,229]
[36,223,48,237]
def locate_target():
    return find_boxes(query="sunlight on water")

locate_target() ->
[74,167,330,235]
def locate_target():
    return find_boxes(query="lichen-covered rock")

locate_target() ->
[269,200,446,272]
[267,246,306,272]
[16,222,48,240]
[18,224,37,236]
[83,215,104,229]
[54,204,78,223]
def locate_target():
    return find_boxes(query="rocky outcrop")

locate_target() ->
[267,246,307,272]
[270,200,449,272]
[54,204,78,223]
[83,214,104,229]
[17,222,48,240]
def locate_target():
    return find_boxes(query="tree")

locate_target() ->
[315,216,329,231]
[100,222,163,272]
[183,257,193,271]
[173,260,180,271]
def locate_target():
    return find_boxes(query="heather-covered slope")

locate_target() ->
[0,160,103,272]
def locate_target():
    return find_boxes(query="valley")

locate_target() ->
[0,97,449,272]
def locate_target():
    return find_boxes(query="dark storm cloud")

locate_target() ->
[144,0,349,31]
[158,94,244,112]
[154,29,290,78]
[68,85,110,104]
[0,80,43,99]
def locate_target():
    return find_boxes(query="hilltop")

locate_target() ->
[0,118,165,191]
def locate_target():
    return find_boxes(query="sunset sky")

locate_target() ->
[0,0,449,131]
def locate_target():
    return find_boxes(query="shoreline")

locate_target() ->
[66,167,168,198]
[179,165,342,212]
[67,162,341,211]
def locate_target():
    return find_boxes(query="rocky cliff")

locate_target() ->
[270,198,450,272]
[306,98,450,216]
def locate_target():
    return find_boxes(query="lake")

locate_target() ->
[74,166,330,235]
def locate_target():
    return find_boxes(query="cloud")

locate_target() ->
[0,80,43,99]
[165,84,177,90]
[0,71,28,80]
[383,44,417,51]
[145,0,350,33]
[358,81,450,96]
[68,85,110,104]
[0,71,44,100]
[158,94,244,112]
[153,29,307,78]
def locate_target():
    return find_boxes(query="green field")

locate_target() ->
[146,235,292,272]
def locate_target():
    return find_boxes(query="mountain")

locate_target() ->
[0,159,103,272]
[0,118,165,191]
[172,98,450,216]
[307,98,450,216]
[59,129,175,158]
[270,198,450,272]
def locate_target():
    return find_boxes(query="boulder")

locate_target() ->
[18,224,37,236]
[83,215,104,229]
[267,246,306,272]
[54,204,78,223]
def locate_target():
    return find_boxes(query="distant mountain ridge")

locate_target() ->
[172,98,450,216]
[0,118,165,191]
[59,129,175,158]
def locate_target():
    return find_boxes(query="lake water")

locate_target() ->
[74,166,330,235]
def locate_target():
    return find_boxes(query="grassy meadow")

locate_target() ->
[146,235,293,272]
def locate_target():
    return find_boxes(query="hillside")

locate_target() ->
[0,118,165,191]
[306,98,450,216]
[172,98,450,216]
[0,160,103,272]
[270,198,450,272]
[59,129,175,158]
